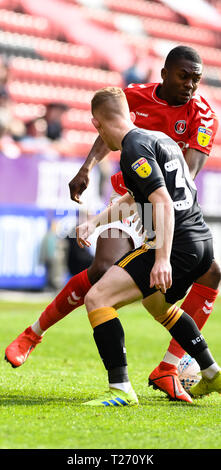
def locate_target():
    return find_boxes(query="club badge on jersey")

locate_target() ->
[131,157,152,178]
[197,126,212,147]
[175,120,186,134]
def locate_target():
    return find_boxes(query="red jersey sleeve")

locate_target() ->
[124,84,144,111]
[111,171,127,195]
[187,96,219,155]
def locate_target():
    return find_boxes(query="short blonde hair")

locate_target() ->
[91,87,127,117]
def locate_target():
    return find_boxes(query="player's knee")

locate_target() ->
[207,261,221,289]
[85,287,95,311]
[85,284,103,312]
[197,260,221,290]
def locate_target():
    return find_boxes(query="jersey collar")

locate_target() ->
[152,83,192,108]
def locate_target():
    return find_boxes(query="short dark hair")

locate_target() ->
[165,46,202,69]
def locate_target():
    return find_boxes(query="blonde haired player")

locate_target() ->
[76,86,221,405]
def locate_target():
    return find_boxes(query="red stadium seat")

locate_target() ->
[61,129,97,157]
[0,0,220,165]
[73,1,219,50]
[19,0,135,72]
[61,128,120,159]
[0,0,17,9]
[0,29,96,66]
[12,102,46,122]
[200,84,221,106]
[104,0,179,22]
[35,38,97,66]
[152,38,221,67]
[8,57,123,89]
[61,108,95,132]
[143,17,219,48]
[203,65,221,83]
[0,9,51,37]
[8,80,94,108]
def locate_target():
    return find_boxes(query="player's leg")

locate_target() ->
[33,229,134,334]
[84,264,143,406]
[83,244,190,405]
[164,259,220,366]
[5,229,135,368]
[142,290,221,400]
[149,242,220,376]
[84,247,221,405]
[112,240,221,401]
[87,228,134,284]
[4,267,92,367]
[149,240,219,385]
[5,184,144,368]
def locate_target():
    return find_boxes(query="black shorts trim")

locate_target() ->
[116,239,214,304]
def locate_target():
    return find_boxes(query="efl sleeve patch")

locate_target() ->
[131,157,152,178]
[197,126,212,147]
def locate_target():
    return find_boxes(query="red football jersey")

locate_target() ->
[111,82,218,195]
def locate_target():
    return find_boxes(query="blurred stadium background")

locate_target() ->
[0,0,221,294]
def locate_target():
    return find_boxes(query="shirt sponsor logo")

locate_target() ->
[131,157,152,178]
[136,111,149,117]
[175,120,186,134]
[197,126,212,147]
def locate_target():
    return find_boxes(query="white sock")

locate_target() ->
[162,351,180,367]
[31,320,45,337]
[109,382,131,393]
[201,362,220,380]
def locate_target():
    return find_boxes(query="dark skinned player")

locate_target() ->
[5,46,220,402]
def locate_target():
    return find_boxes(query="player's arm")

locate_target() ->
[69,86,137,204]
[76,192,136,248]
[69,135,110,203]
[122,145,174,293]
[148,187,174,293]
[185,148,208,179]
[185,103,218,179]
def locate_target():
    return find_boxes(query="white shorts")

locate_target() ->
[88,190,146,251]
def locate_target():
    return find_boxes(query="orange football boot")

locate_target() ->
[5,327,42,368]
[149,364,193,403]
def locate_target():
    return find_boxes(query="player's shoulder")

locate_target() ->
[127,126,168,140]
[188,92,218,132]
[124,82,156,96]
[190,92,217,116]
[124,127,170,151]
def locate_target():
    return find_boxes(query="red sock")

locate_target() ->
[39,269,91,331]
[167,282,218,359]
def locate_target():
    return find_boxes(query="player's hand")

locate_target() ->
[132,214,145,236]
[76,220,96,248]
[150,260,172,294]
[69,167,90,204]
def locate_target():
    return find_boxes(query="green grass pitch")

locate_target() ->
[0,296,221,450]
